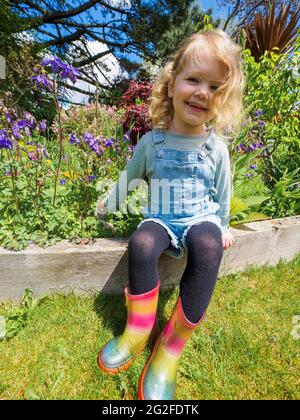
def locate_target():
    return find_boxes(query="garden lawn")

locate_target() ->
[0,254,299,400]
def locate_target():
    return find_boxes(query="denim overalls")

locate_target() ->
[137,128,223,259]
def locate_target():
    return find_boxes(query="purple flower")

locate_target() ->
[83,132,96,146]
[41,56,80,84]
[70,133,80,145]
[24,126,31,137]
[96,145,104,157]
[249,164,258,170]
[258,120,266,128]
[237,143,246,153]
[123,131,131,142]
[104,138,115,147]
[91,143,101,156]
[83,133,104,156]
[246,143,257,153]
[28,151,37,161]
[87,175,96,182]
[23,111,36,129]
[37,144,49,159]
[12,123,21,140]
[32,74,54,91]
[245,173,254,178]
[60,64,80,84]
[0,129,13,149]
[254,110,263,118]
[39,120,47,133]
[60,179,66,185]
[5,113,11,123]
[18,120,31,129]
[42,56,65,74]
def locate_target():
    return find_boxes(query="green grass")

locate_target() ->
[0,254,299,400]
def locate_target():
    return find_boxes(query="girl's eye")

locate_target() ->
[187,78,219,90]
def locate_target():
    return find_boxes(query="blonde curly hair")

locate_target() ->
[149,29,245,140]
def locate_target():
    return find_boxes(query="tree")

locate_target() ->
[0,0,57,121]
[7,0,209,103]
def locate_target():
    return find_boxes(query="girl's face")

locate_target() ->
[168,54,226,135]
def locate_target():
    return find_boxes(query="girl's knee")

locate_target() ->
[186,222,223,252]
[128,228,156,254]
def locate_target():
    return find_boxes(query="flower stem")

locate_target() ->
[8,149,20,216]
[52,80,64,207]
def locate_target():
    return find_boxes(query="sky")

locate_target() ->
[197,0,229,21]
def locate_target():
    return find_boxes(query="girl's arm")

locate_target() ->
[214,142,232,234]
[214,143,235,250]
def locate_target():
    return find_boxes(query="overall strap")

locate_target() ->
[152,128,166,157]
[152,128,166,146]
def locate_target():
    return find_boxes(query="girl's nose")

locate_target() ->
[194,84,209,99]
[194,89,208,100]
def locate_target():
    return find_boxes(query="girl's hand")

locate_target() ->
[222,230,235,250]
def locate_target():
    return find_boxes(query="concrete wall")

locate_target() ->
[0,215,299,301]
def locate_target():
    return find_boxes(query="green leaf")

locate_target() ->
[244,195,270,208]
[231,212,270,226]
[230,196,248,215]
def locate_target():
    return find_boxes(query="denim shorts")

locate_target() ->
[137,214,223,259]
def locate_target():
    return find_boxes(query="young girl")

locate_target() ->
[96,29,244,400]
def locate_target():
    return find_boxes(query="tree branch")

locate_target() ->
[20,0,100,23]
[222,0,241,31]
[43,28,86,46]
[73,49,112,68]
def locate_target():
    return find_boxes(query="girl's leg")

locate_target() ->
[138,222,223,400]
[128,221,171,294]
[98,221,170,374]
[180,221,224,323]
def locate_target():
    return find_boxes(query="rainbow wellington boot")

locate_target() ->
[138,296,205,400]
[97,282,160,374]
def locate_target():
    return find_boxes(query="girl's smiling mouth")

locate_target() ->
[186,101,208,112]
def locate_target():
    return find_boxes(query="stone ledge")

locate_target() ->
[0,215,299,301]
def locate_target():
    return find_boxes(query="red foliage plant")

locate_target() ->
[121,80,153,105]
[121,80,153,145]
